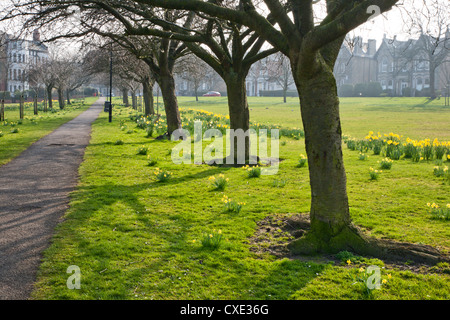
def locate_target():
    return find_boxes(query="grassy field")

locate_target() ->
[26,96,450,300]
[0,97,98,166]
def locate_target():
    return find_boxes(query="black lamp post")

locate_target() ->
[109,49,113,122]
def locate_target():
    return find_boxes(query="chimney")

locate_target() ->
[33,29,41,42]
[367,39,377,56]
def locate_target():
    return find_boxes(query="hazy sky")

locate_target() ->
[0,0,447,50]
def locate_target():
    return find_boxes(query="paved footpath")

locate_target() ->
[0,98,104,299]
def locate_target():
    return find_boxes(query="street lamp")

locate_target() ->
[109,49,113,122]
[104,48,113,122]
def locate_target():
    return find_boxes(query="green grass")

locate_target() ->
[0,97,98,166]
[30,97,450,300]
[177,96,450,140]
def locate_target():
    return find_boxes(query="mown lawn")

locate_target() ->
[0,97,98,166]
[30,97,450,300]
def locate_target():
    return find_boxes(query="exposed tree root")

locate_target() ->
[251,213,449,266]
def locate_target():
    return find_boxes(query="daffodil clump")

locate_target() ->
[347,132,450,162]
[208,174,229,191]
[147,155,158,167]
[221,195,245,213]
[346,260,392,299]
[298,154,308,167]
[137,145,149,155]
[180,107,304,138]
[427,203,450,220]
[135,114,166,137]
[243,165,261,178]
[383,134,402,160]
[378,158,393,169]
[433,165,448,177]
[200,229,223,250]
[369,167,382,180]
[446,154,450,163]
[358,152,369,161]
[153,168,172,182]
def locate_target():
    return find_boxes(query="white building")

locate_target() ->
[4,30,49,96]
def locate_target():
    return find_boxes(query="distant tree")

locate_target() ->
[406,1,450,99]
[176,54,211,101]
[266,52,295,103]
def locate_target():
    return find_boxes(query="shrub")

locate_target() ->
[338,84,354,97]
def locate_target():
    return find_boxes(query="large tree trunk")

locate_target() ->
[47,86,53,109]
[66,89,72,105]
[131,90,137,110]
[142,78,155,116]
[159,69,181,136]
[429,64,437,99]
[224,73,251,164]
[57,87,65,110]
[288,57,369,254]
[122,88,129,107]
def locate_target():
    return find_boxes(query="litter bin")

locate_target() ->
[104,101,111,112]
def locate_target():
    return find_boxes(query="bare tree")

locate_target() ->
[409,3,450,99]
[28,52,58,109]
[64,55,96,104]
[5,0,449,261]
[266,52,295,102]
[176,54,210,101]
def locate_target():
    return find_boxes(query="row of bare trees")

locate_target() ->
[25,47,95,109]
[3,0,449,262]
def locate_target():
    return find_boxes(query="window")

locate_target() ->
[13,69,17,80]
[13,53,16,63]
[381,59,388,73]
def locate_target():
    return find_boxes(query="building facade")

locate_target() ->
[335,34,449,97]
[1,29,49,97]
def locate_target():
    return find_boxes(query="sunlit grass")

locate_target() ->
[30,97,450,300]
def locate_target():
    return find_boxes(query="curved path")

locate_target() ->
[0,98,104,300]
